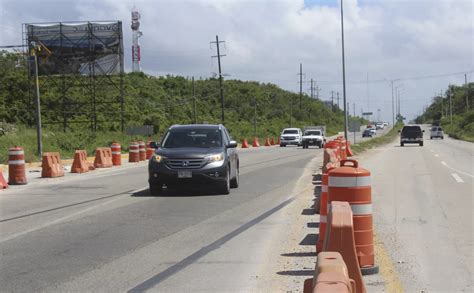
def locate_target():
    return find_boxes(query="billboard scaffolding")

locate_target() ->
[23,21,124,131]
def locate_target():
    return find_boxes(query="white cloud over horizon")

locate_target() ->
[1,0,472,122]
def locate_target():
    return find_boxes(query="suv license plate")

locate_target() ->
[178,171,192,178]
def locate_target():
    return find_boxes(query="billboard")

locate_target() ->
[25,21,123,76]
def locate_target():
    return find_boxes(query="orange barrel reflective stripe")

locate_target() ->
[111,142,121,166]
[146,141,155,159]
[316,164,336,253]
[138,141,146,161]
[8,146,27,185]
[327,159,378,275]
[129,142,140,163]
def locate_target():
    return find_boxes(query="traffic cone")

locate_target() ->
[271,137,275,145]
[252,137,260,147]
[264,137,271,146]
[242,138,249,148]
[0,172,8,189]
[277,137,281,145]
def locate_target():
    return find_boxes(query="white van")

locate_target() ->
[430,126,444,139]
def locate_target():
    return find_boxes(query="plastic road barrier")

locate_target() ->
[8,146,27,185]
[111,142,122,166]
[42,152,65,178]
[129,142,140,162]
[328,159,378,275]
[71,150,89,173]
[94,148,113,168]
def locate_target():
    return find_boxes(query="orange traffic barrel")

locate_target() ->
[316,164,336,253]
[328,159,378,275]
[146,140,156,159]
[129,142,140,163]
[325,141,341,161]
[8,146,27,185]
[138,141,146,161]
[111,142,121,166]
[335,137,347,160]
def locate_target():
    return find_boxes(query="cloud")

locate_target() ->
[0,0,472,121]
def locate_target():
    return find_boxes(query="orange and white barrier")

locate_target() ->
[241,138,249,148]
[264,137,271,146]
[41,152,65,178]
[252,137,260,147]
[138,141,146,161]
[129,142,140,163]
[146,141,155,159]
[316,164,336,253]
[328,159,378,275]
[0,172,8,189]
[8,146,27,185]
[111,142,122,166]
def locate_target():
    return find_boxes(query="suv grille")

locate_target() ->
[283,136,296,140]
[166,159,204,169]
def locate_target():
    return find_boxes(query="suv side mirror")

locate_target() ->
[150,141,159,148]
[227,140,238,148]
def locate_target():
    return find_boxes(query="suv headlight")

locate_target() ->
[206,153,224,162]
[154,154,167,162]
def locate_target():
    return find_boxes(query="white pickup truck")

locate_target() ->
[301,126,326,149]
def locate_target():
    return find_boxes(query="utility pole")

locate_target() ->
[253,97,257,137]
[336,92,340,109]
[31,42,43,158]
[340,0,348,139]
[391,81,395,126]
[441,94,444,118]
[465,73,469,109]
[310,78,314,99]
[298,63,303,109]
[289,95,293,127]
[450,87,453,124]
[315,85,321,100]
[353,103,356,144]
[331,91,334,111]
[192,76,197,124]
[211,35,226,123]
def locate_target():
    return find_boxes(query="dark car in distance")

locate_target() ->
[362,129,373,138]
[399,125,424,147]
[148,124,239,195]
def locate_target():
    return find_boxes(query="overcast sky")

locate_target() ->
[1,0,473,122]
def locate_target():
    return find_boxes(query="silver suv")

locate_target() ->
[280,128,302,147]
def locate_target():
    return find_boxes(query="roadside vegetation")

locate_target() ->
[415,83,473,142]
[0,51,355,163]
[350,122,404,154]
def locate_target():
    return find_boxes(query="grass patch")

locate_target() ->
[350,123,403,154]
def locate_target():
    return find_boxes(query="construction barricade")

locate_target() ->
[111,142,122,166]
[0,172,8,189]
[94,147,113,168]
[316,164,336,253]
[252,137,260,147]
[328,159,378,275]
[146,141,155,159]
[42,152,65,178]
[129,142,140,162]
[303,251,356,293]
[8,146,27,185]
[335,136,348,160]
[346,140,354,157]
[138,141,146,161]
[323,201,366,293]
[241,138,249,148]
[71,150,89,173]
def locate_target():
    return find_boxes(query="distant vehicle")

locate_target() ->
[383,122,389,127]
[280,128,302,147]
[148,124,239,195]
[399,125,424,146]
[366,125,377,135]
[376,122,384,130]
[430,126,444,139]
[301,126,326,149]
[362,129,373,137]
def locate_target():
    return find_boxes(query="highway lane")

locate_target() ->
[0,145,323,292]
[358,131,473,292]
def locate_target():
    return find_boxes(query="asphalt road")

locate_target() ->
[0,145,323,292]
[359,126,473,292]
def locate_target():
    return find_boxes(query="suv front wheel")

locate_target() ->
[219,168,231,194]
[230,167,239,188]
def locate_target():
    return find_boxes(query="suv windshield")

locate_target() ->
[304,130,321,136]
[283,130,298,134]
[161,128,222,148]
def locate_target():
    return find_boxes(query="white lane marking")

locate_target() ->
[0,195,125,244]
[451,173,464,183]
[130,186,149,194]
[434,154,439,157]
[430,149,434,152]
[441,161,473,178]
